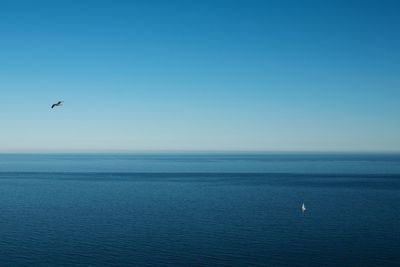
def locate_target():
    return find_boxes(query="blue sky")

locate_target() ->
[0,0,399,152]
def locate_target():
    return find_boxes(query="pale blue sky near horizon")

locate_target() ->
[0,0,399,152]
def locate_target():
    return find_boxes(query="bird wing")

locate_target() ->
[51,104,56,108]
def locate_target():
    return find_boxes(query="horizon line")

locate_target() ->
[1,149,400,155]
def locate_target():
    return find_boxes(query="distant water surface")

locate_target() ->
[0,153,399,266]
[1,153,400,173]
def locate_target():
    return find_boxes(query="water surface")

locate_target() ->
[0,153,399,266]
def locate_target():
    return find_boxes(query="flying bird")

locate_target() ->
[51,101,63,109]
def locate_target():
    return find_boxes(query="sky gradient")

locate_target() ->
[1,0,399,152]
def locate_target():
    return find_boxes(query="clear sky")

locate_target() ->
[0,0,399,152]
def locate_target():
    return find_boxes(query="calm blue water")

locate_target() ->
[0,153,399,266]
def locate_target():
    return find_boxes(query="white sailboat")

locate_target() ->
[301,202,306,212]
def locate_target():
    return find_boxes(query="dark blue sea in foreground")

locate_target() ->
[0,153,399,266]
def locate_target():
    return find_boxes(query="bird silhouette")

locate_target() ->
[51,101,63,109]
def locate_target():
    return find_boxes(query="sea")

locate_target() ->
[0,153,399,266]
